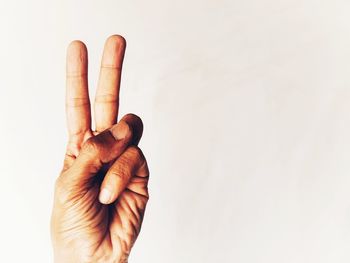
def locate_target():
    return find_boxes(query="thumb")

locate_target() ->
[61,113,143,182]
[68,120,131,180]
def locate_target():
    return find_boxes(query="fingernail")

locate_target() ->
[110,121,130,140]
[99,188,112,204]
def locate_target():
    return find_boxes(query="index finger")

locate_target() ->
[66,41,92,149]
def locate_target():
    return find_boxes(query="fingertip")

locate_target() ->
[102,35,126,67]
[99,188,112,204]
[67,40,87,56]
[66,40,88,72]
[121,113,143,145]
[106,34,126,48]
[99,174,124,204]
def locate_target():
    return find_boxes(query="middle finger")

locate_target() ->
[94,35,126,133]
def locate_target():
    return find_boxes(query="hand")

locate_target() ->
[51,35,149,263]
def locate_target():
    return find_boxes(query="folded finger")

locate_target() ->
[99,146,149,204]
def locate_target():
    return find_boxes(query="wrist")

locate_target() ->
[53,248,129,263]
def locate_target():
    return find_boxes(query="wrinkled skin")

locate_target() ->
[51,36,149,263]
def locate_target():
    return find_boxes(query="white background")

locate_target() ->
[0,0,350,262]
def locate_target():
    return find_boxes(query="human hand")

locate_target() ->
[51,36,149,263]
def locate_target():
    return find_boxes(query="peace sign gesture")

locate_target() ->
[51,35,149,263]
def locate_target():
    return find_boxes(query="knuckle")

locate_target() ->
[66,97,90,107]
[139,159,149,176]
[95,93,118,104]
[111,163,130,182]
[81,137,110,166]
[125,146,148,174]
[127,145,143,159]
[111,169,126,181]
[82,138,102,155]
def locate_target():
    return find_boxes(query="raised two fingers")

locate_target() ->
[63,36,143,198]
[65,35,127,156]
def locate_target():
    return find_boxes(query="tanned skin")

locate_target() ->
[51,35,149,263]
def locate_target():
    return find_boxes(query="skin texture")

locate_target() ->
[51,35,149,263]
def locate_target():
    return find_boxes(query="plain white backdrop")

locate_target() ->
[1,0,350,262]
